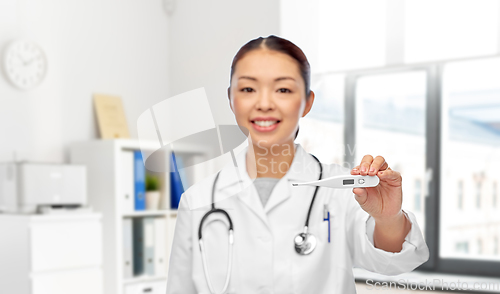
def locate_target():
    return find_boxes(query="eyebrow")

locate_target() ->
[238,76,296,82]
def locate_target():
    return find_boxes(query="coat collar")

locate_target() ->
[216,143,321,192]
[215,143,323,227]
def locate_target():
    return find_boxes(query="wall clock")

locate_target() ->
[3,40,48,90]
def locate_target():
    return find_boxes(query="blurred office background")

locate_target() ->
[1,0,500,293]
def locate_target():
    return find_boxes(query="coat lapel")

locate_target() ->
[265,144,322,213]
[216,146,270,229]
[215,143,323,227]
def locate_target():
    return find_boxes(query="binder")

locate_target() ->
[134,151,146,211]
[121,151,135,213]
[154,217,166,276]
[132,218,144,275]
[123,218,133,278]
[132,217,155,276]
[143,217,155,276]
[170,152,184,209]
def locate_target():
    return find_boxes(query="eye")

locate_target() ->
[241,87,254,93]
[278,88,292,93]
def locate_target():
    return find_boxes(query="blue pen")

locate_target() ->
[323,204,330,243]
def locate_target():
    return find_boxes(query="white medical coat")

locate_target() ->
[166,143,429,294]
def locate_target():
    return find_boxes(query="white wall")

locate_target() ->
[0,0,169,163]
[0,0,280,164]
[167,0,281,125]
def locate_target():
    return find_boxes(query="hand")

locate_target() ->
[350,155,403,221]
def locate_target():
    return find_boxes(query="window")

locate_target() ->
[414,179,422,211]
[405,0,499,63]
[476,182,482,209]
[296,75,345,166]
[494,182,498,208]
[455,242,469,254]
[316,0,387,72]
[281,0,500,278]
[457,180,464,210]
[281,0,387,72]
[440,58,500,262]
[354,71,427,234]
[281,0,500,72]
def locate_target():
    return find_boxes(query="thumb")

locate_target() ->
[352,188,368,206]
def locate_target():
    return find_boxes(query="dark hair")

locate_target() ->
[229,35,311,98]
[294,126,300,139]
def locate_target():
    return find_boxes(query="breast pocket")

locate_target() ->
[292,214,348,293]
[309,208,340,246]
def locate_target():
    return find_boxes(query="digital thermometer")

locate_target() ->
[292,175,379,189]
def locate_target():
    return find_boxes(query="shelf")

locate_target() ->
[122,210,176,218]
[70,139,202,294]
[123,274,167,285]
[115,138,207,154]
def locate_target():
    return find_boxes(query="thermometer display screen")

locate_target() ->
[343,179,355,185]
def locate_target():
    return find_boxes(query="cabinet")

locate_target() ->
[69,139,208,294]
[0,214,103,294]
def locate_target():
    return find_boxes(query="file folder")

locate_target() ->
[123,218,133,278]
[154,217,166,276]
[170,152,184,209]
[143,217,155,276]
[132,218,144,275]
[121,151,135,213]
[134,151,146,211]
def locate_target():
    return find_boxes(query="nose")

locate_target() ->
[255,89,275,111]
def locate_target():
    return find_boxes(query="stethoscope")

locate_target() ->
[198,154,322,294]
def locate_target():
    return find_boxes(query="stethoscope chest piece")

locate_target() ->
[294,231,317,255]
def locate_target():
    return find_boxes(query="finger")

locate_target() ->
[352,188,368,206]
[359,155,373,176]
[377,168,401,183]
[368,156,386,176]
[351,165,360,175]
[379,161,389,171]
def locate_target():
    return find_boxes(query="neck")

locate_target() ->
[246,140,296,179]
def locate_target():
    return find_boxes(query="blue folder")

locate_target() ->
[170,152,185,209]
[134,150,146,211]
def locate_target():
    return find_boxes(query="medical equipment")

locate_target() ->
[323,204,330,243]
[198,171,233,294]
[293,154,322,255]
[292,174,379,189]
[198,153,322,293]
[0,162,87,213]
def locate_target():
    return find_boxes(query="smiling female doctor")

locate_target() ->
[165,35,429,294]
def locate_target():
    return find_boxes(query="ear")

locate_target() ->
[227,86,234,113]
[301,90,315,117]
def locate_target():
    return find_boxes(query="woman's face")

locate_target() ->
[228,49,314,148]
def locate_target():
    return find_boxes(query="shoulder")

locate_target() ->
[180,172,219,210]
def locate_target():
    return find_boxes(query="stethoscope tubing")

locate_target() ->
[199,230,234,294]
[304,154,322,228]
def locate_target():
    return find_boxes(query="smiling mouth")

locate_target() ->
[251,120,281,127]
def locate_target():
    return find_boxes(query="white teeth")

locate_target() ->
[254,120,277,127]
